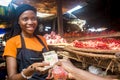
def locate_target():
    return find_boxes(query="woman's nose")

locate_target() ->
[27,19,33,24]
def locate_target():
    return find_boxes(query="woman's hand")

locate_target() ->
[28,61,50,72]
[20,61,50,79]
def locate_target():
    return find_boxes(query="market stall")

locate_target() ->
[44,31,120,79]
[0,0,120,79]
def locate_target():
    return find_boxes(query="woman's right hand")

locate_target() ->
[21,61,50,79]
[29,61,50,72]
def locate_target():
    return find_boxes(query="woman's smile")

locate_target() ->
[26,26,35,31]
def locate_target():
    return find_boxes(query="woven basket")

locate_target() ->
[56,45,120,73]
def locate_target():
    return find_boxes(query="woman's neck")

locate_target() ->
[21,32,34,38]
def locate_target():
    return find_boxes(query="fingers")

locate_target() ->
[68,73,75,79]
[58,58,71,65]
[54,61,61,66]
[46,69,53,79]
[36,67,44,72]
[36,62,50,67]
[56,58,70,64]
[42,61,50,66]
[29,62,50,72]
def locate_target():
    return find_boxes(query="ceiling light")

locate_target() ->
[0,0,12,6]
[88,27,107,32]
[67,5,82,13]
[37,12,54,18]
[67,2,88,14]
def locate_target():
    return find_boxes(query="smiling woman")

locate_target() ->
[2,4,50,80]
[18,10,38,36]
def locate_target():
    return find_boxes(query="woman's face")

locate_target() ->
[18,10,38,36]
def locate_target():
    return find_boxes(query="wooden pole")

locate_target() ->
[56,0,63,36]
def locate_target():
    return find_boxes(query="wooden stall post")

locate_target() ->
[56,0,63,36]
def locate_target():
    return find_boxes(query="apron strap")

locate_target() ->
[35,35,48,51]
[20,34,26,48]
[20,34,48,51]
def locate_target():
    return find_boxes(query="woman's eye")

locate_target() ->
[22,17,37,21]
[31,17,37,21]
[23,18,28,21]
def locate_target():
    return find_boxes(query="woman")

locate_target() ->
[3,4,50,80]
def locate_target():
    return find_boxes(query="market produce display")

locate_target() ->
[64,30,116,38]
[48,31,120,74]
[72,38,120,50]
[44,31,68,45]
